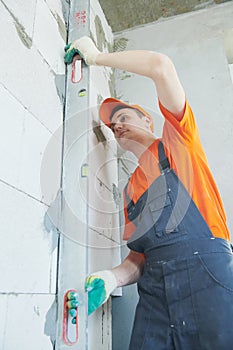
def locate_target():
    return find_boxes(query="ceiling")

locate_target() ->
[99,0,231,33]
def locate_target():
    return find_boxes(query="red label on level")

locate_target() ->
[71,56,83,83]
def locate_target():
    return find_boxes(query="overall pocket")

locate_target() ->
[198,252,233,292]
[148,191,181,236]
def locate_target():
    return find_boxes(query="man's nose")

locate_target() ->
[114,121,123,131]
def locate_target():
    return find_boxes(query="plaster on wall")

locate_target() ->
[223,28,233,63]
[0,0,32,48]
[53,11,67,41]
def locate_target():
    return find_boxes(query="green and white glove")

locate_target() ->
[64,36,100,65]
[85,270,117,315]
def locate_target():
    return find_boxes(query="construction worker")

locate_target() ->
[64,37,233,349]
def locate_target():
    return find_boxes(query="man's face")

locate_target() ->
[110,108,151,150]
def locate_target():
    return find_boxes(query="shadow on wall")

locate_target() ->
[44,299,57,347]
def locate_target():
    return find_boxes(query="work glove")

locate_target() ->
[85,270,117,315]
[64,36,100,65]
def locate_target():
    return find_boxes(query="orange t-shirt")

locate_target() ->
[123,100,230,241]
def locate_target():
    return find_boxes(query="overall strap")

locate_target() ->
[158,141,170,173]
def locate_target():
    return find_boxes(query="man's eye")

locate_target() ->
[120,116,126,122]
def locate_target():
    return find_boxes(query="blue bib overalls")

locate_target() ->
[126,142,233,350]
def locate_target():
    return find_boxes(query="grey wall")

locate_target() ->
[99,0,232,32]
[0,0,66,348]
[112,2,233,349]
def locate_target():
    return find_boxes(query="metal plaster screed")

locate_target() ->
[62,0,90,348]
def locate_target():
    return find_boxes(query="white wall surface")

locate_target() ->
[112,3,233,349]
[0,0,66,348]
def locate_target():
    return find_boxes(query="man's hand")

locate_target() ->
[85,270,117,315]
[64,36,100,65]
[64,43,82,64]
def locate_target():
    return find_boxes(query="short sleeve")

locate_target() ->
[159,99,199,144]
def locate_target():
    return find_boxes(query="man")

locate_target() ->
[65,37,233,349]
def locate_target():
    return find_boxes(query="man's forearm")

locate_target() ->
[96,50,185,119]
[111,250,145,287]
[96,50,166,79]
[65,37,186,117]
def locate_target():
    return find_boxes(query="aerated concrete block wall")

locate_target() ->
[0,0,66,348]
[0,0,121,349]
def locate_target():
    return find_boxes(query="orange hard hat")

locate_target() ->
[99,97,154,132]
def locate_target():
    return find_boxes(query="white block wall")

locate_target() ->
[0,0,121,348]
[0,0,66,348]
